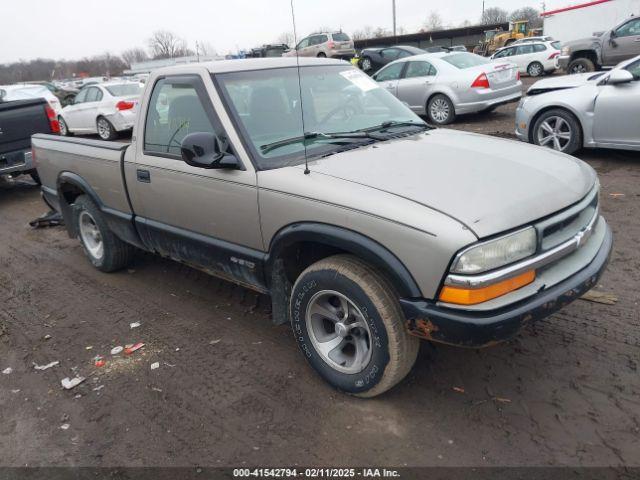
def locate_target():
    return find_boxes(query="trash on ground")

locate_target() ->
[93,385,104,392]
[609,193,625,197]
[29,210,64,228]
[580,290,618,305]
[493,397,512,404]
[60,423,70,430]
[452,386,465,394]
[2,367,12,374]
[11,389,20,394]
[61,376,86,390]
[110,346,123,355]
[124,342,145,355]
[151,387,162,392]
[34,361,60,371]
[43,334,52,340]
[130,322,141,329]
[209,339,221,345]
[94,357,106,368]
[150,362,160,370]
[85,346,93,350]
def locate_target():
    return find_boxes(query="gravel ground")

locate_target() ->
[0,74,639,469]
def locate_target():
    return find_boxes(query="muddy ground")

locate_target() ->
[0,75,639,469]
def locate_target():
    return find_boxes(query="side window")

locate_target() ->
[534,44,547,52]
[625,59,640,80]
[494,48,512,58]
[297,37,310,49]
[85,87,100,102]
[397,50,413,59]
[375,62,404,81]
[405,61,435,78]
[74,89,88,104]
[615,18,640,37]
[144,77,216,156]
[317,35,328,44]
[380,48,400,60]
[516,45,534,55]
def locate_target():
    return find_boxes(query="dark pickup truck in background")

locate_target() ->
[0,97,60,183]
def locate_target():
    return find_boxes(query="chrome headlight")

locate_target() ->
[451,227,537,274]
[561,46,570,55]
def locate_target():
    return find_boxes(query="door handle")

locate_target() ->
[136,169,150,183]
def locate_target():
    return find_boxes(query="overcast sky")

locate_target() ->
[1,0,559,63]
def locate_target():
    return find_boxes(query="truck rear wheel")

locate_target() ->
[290,254,419,397]
[567,58,595,74]
[74,195,134,272]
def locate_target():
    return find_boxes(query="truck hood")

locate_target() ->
[307,129,596,238]
[527,72,605,94]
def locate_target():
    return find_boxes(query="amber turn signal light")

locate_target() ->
[439,270,536,305]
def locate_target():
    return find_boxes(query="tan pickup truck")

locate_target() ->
[32,58,612,397]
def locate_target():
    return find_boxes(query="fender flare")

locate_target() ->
[266,222,422,298]
[56,171,104,237]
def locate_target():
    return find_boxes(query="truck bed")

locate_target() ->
[32,134,132,215]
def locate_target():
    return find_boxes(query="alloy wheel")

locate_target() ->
[97,118,111,140]
[361,58,372,71]
[305,290,372,374]
[536,116,573,151]
[430,98,450,124]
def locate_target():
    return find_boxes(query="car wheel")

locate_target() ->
[532,109,582,155]
[527,61,544,77]
[58,116,72,136]
[360,56,373,72]
[567,58,595,74]
[290,254,420,398]
[317,52,326,58]
[427,94,456,125]
[74,195,135,272]
[96,117,117,141]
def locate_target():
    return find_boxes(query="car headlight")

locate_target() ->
[561,46,570,55]
[450,227,537,274]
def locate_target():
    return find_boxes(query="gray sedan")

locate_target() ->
[372,52,522,124]
[515,55,640,154]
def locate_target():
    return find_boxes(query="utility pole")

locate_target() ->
[392,0,397,36]
[482,0,485,22]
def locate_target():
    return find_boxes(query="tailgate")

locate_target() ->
[0,99,49,153]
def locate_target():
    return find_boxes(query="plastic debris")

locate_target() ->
[93,385,104,392]
[452,386,465,394]
[130,322,141,329]
[85,346,93,350]
[609,193,625,197]
[11,389,20,394]
[493,397,512,404]
[209,339,221,345]
[2,367,12,375]
[34,361,60,371]
[29,210,64,228]
[60,423,70,430]
[110,346,123,355]
[61,376,86,390]
[43,334,52,340]
[124,342,145,355]
[94,357,106,368]
[150,362,160,370]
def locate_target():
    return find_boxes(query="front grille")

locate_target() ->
[537,187,598,252]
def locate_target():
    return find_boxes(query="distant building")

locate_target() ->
[542,0,640,43]
[124,54,225,75]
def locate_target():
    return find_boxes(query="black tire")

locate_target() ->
[29,171,41,185]
[567,57,595,75]
[96,116,118,141]
[290,254,419,398]
[527,61,544,77]
[317,52,327,58]
[427,94,456,125]
[58,116,72,137]
[74,195,135,272]
[532,108,582,155]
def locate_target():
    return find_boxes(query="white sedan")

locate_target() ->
[58,82,144,140]
[491,41,561,77]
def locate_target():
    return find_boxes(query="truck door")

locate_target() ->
[604,18,640,66]
[593,59,640,148]
[129,73,265,288]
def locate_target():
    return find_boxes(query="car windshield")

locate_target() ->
[215,65,424,170]
[105,83,144,97]
[551,41,562,50]
[441,52,490,69]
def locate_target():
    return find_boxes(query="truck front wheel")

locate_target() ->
[74,195,134,272]
[290,254,419,397]
[567,58,595,74]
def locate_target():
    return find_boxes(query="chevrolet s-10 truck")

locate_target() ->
[32,58,612,397]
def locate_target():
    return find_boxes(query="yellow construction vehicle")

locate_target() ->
[474,20,531,56]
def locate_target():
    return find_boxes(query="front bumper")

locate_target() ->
[400,223,612,348]
[558,55,571,70]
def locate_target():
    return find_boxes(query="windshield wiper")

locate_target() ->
[363,120,430,133]
[260,131,384,154]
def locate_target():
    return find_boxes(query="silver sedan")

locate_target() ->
[372,52,522,125]
[515,55,640,154]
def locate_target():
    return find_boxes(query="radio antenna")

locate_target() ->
[290,0,310,174]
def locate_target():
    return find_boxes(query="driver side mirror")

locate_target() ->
[607,69,634,85]
[180,132,242,170]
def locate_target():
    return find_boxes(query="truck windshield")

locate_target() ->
[214,65,423,169]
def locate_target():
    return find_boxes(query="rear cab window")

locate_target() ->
[442,53,490,69]
[143,76,221,157]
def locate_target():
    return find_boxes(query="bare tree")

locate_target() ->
[147,30,192,59]
[481,7,509,24]
[275,31,294,46]
[352,25,375,40]
[121,47,148,67]
[312,26,335,34]
[196,41,217,57]
[509,7,543,28]
[459,19,473,27]
[423,11,444,31]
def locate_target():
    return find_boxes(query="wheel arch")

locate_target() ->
[56,171,104,237]
[527,105,584,144]
[265,222,422,325]
[569,50,599,67]
[425,91,456,116]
